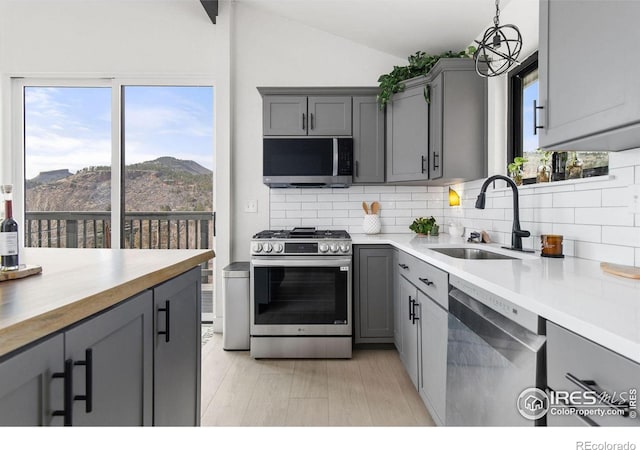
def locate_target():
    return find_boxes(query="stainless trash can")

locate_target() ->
[222,262,250,351]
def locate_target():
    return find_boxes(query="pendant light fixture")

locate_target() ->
[473,0,523,77]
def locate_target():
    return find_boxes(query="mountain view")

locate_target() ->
[26,156,213,212]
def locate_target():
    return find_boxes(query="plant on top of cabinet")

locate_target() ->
[377,47,475,108]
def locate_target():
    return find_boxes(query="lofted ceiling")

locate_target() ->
[236,0,514,58]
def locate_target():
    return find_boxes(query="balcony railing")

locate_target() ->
[25,211,213,250]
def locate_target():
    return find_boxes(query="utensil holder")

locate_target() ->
[363,214,381,234]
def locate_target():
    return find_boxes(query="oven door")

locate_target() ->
[250,256,352,336]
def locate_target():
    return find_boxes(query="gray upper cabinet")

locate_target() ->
[153,267,201,426]
[64,291,153,426]
[263,95,308,136]
[353,96,385,183]
[386,59,487,184]
[539,0,640,151]
[354,246,394,344]
[386,79,430,182]
[262,94,351,136]
[0,334,64,426]
[307,96,352,136]
[427,59,487,183]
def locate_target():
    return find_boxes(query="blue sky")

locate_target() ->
[24,85,214,179]
[522,79,539,154]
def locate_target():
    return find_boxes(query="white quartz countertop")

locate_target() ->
[351,233,640,364]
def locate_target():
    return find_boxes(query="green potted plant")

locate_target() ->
[409,216,438,236]
[507,156,528,186]
[536,150,552,183]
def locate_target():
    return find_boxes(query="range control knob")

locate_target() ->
[273,243,284,253]
[263,243,273,253]
[330,243,339,253]
[252,243,263,253]
[340,243,351,253]
[319,243,329,253]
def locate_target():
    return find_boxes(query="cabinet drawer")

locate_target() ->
[397,251,448,308]
[547,322,640,426]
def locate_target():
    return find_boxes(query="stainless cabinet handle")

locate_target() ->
[398,263,409,270]
[310,113,314,130]
[565,373,630,416]
[433,153,440,170]
[419,277,434,287]
[421,156,427,174]
[533,100,544,135]
[302,113,306,130]
[408,296,415,321]
[412,301,420,324]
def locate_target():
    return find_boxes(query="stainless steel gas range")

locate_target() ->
[250,227,352,359]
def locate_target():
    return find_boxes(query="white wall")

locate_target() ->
[231,2,405,261]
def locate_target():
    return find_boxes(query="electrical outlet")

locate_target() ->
[629,184,640,214]
[245,200,258,213]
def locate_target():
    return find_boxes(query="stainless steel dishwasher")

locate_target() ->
[446,275,546,426]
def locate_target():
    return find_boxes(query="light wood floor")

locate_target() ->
[200,333,435,426]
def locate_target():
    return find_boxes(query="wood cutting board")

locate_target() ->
[600,262,640,280]
[0,264,42,282]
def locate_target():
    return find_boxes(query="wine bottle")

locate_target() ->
[0,185,19,270]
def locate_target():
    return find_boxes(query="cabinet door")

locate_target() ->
[539,0,640,150]
[354,246,394,344]
[263,95,308,136]
[64,291,153,426]
[418,291,447,425]
[386,84,429,182]
[393,250,403,354]
[352,96,385,183]
[153,267,201,426]
[428,75,443,180]
[307,96,352,136]
[399,276,419,389]
[0,334,64,426]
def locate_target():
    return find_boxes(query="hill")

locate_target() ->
[26,157,213,212]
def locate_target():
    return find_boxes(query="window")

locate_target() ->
[507,53,608,182]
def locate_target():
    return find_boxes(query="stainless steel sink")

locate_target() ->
[430,247,517,260]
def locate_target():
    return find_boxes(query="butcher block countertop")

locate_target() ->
[0,248,214,359]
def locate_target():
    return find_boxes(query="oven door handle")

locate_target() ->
[251,258,352,268]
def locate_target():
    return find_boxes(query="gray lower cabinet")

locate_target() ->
[399,275,419,389]
[386,80,430,182]
[354,246,394,344]
[65,291,153,426]
[418,290,447,426]
[539,0,640,151]
[153,267,201,426]
[352,96,385,183]
[0,334,64,426]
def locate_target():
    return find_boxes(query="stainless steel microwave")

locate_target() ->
[263,137,353,188]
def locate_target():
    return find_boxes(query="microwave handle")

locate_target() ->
[333,138,338,176]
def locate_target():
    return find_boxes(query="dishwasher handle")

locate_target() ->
[449,289,546,357]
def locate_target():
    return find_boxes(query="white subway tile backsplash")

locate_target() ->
[271,202,301,211]
[318,210,348,218]
[380,193,412,201]
[601,226,640,247]
[411,192,443,201]
[301,202,333,210]
[573,167,634,190]
[301,218,333,227]
[601,187,631,207]
[428,200,445,210]
[396,201,428,209]
[396,186,430,193]
[552,223,601,242]
[575,207,634,226]
[532,208,574,224]
[427,186,445,193]
[271,218,301,228]
[348,193,380,202]
[608,147,640,168]
[520,193,553,209]
[553,190,601,208]
[364,185,397,193]
[270,210,286,218]
[286,210,318,219]
[381,209,412,217]
[574,241,635,266]
[318,194,348,202]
